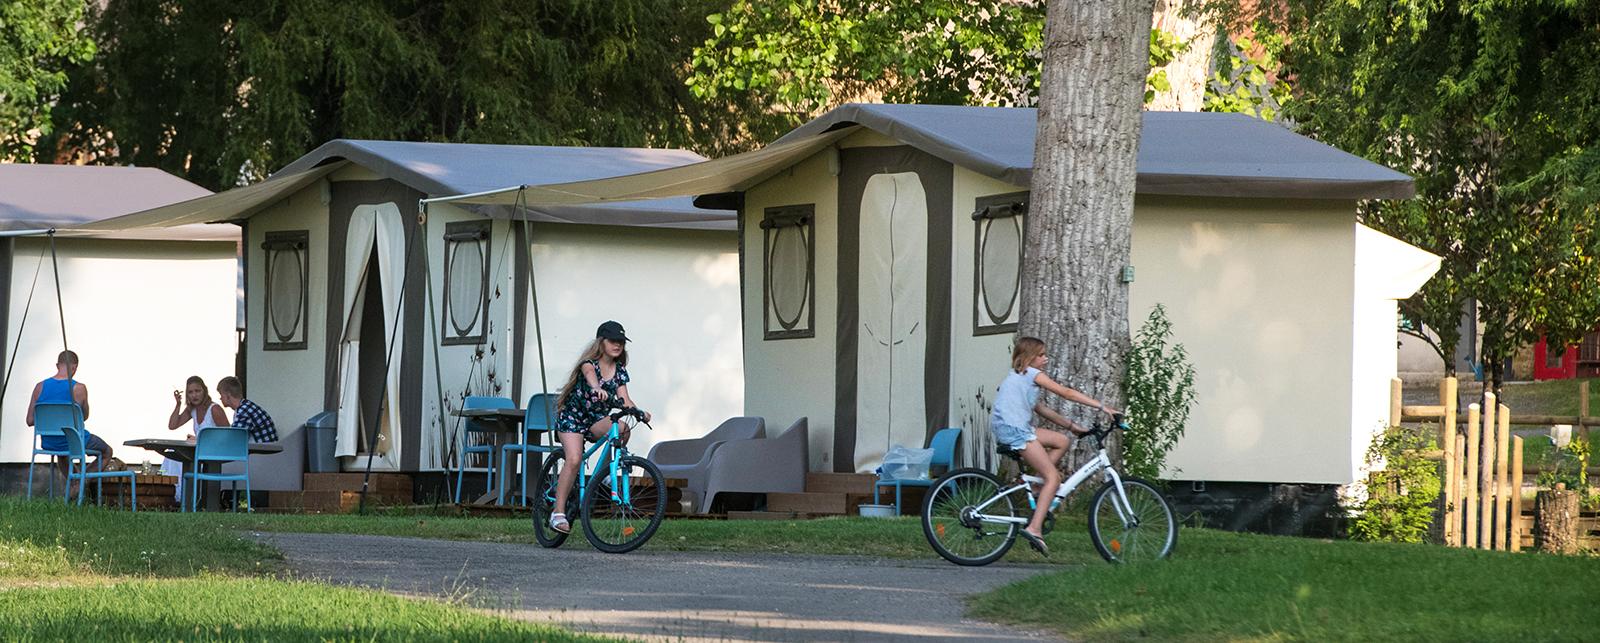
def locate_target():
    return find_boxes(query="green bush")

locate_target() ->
[1121,304,1196,481]
[1351,425,1440,543]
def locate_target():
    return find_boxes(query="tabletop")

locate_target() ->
[124,438,283,463]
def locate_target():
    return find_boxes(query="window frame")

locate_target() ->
[261,230,310,351]
[761,204,816,340]
[442,219,491,346]
[972,192,1028,336]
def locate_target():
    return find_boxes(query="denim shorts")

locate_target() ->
[992,422,1036,451]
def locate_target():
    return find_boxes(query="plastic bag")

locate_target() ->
[881,445,935,481]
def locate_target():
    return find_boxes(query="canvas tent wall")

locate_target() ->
[75,142,743,491]
[0,164,237,479]
[433,103,1438,487]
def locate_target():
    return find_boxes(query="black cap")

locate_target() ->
[596,320,629,342]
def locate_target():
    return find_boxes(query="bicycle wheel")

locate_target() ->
[1088,476,1177,563]
[922,468,1018,566]
[581,454,667,554]
[531,451,575,548]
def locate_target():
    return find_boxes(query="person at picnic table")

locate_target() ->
[216,376,277,443]
[547,320,651,535]
[25,350,117,492]
[164,375,229,501]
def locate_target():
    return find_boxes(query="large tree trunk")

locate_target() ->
[1021,0,1155,473]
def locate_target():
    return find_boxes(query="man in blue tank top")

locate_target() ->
[26,350,114,485]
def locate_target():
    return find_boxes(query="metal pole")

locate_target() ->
[47,231,66,352]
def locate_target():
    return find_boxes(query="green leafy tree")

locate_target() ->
[1122,305,1197,480]
[44,0,754,189]
[1272,0,1600,386]
[0,0,94,160]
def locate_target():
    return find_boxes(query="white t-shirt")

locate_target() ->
[991,367,1041,429]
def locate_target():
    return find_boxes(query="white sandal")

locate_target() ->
[549,512,570,534]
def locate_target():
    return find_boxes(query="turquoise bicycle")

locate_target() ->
[531,406,667,553]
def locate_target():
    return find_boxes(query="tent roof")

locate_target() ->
[0,164,234,241]
[776,104,1416,199]
[425,104,1414,210]
[70,141,738,236]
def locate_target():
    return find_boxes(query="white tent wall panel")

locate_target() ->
[520,222,742,459]
[2,238,238,463]
[243,187,330,476]
[1129,196,1358,484]
[741,148,840,471]
[948,167,1030,468]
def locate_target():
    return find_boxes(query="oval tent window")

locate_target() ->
[269,249,304,342]
[768,225,809,329]
[981,216,1022,324]
[449,241,484,336]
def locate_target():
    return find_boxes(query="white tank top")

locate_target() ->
[192,403,224,432]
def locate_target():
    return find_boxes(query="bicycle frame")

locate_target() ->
[969,448,1136,525]
[564,418,635,506]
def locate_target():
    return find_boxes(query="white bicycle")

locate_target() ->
[921,413,1177,565]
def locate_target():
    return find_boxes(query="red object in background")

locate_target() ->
[1533,336,1579,380]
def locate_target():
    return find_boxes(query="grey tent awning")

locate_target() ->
[0,164,235,241]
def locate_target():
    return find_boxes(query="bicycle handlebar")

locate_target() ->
[606,406,652,427]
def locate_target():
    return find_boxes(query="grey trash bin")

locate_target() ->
[304,412,339,473]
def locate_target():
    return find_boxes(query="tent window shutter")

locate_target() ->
[972,192,1026,335]
[443,220,491,345]
[262,230,309,350]
[762,204,815,340]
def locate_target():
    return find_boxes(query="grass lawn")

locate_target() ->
[1485,377,1600,417]
[0,498,608,641]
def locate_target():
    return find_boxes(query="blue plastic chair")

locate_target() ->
[59,426,137,511]
[455,396,517,504]
[874,427,962,516]
[499,393,560,506]
[28,403,98,499]
[185,427,250,512]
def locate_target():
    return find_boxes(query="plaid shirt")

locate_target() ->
[234,399,278,443]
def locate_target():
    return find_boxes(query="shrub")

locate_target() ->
[1351,425,1440,543]
[1121,304,1197,481]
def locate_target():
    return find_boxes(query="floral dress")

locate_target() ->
[556,359,630,435]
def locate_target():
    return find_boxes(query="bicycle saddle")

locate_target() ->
[995,445,1024,462]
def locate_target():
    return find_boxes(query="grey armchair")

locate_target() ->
[699,417,808,514]
[648,416,765,513]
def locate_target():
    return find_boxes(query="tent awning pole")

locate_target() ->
[420,185,528,207]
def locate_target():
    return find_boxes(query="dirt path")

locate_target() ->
[257,532,1063,642]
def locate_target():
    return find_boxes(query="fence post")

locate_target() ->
[1479,392,1498,549]
[1390,377,1403,427]
[1581,380,1591,444]
[1494,404,1511,550]
[1510,435,1525,553]
[1464,402,1481,548]
[1441,377,1458,546]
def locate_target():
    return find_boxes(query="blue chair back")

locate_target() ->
[34,403,85,451]
[463,396,516,433]
[524,393,557,430]
[195,427,250,464]
[928,427,962,469]
[57,426,90,459]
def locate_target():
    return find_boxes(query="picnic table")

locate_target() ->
[124,438,283,511]
[454,407,552,505]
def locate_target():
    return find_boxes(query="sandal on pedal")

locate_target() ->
[1019,529,1050,557]
[549,513,571,534]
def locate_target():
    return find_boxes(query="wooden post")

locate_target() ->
[1493,404,1511,550]
[1582,380,1591,444]
[1454,433,1467,547]
[1478,392,1497,549]
[1536,483,1580,554]
[1440,377,1458,546]
[1464,402,1481,548]
[1510,436,1524,553]
[1390,377,1403,427]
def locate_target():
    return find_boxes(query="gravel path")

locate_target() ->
[256,532,1064,642]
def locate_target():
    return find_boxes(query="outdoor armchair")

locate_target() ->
[698,417,808,514]
[28,402,97,500]
[648,416,765,513]
[59,426,136,511]
[874,427,961,515]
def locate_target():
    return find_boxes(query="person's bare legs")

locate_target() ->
[552,432,587,524]
[1035,427,1069,468]
[1018,440,1062,539]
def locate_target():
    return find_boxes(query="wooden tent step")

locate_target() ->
[766,492,848,515]
[805,472,879,494]
[303,472,413,495]
[727,510,818,520]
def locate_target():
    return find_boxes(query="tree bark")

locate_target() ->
[1022,0,1155,472]
[1535,484,1579,554]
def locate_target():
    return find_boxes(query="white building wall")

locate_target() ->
[2,237,238,464]
[1129,196,1358,484]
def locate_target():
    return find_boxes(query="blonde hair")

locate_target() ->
[556,338,629,409]
[1011,337,1046,373]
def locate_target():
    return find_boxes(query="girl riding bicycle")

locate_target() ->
[993,336,1117,555]
[548,320,651,534]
